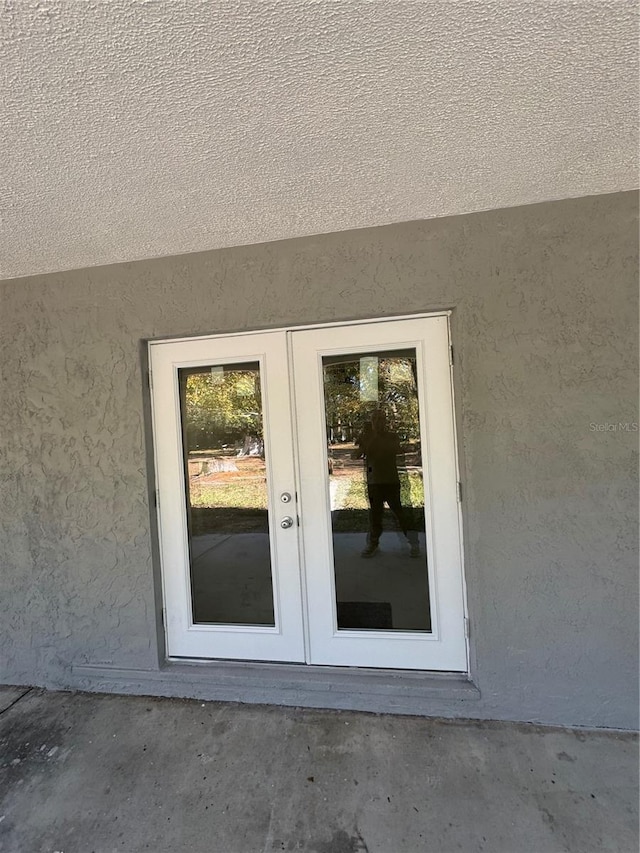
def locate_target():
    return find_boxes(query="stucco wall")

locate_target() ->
[1,191,637,729]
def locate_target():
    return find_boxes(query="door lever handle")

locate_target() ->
[280,516,294,529]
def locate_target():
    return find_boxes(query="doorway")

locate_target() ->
[149,315,467,670]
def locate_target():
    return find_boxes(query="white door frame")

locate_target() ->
[149,312,468,671]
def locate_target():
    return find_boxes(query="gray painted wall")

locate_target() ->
[1,192,637,729]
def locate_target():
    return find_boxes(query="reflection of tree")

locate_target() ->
[183,356,420,452]
[184,369,263,451]
[324,357,419,442]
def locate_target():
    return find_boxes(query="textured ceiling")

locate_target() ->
[1,0,637,280]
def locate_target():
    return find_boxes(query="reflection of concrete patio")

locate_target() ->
[190,532,430,631]
[191,532,274,625]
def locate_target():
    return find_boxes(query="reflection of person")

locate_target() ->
[353,410,420,558]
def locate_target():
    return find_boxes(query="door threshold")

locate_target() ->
[71,660,480,717]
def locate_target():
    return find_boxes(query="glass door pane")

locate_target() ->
[179,362,274,626]
[323,349,431,632]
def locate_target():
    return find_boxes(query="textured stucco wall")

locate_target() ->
[1,192,638,728]
[1,0,637,279]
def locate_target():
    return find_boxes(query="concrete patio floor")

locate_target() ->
[0,687,637,853]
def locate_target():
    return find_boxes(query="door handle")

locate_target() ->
[280,516,294,529]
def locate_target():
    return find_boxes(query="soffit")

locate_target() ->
[1,0,637,280]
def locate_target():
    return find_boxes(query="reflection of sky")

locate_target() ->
[359,356,379,401]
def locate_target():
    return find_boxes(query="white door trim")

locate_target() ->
[148,311,452,347]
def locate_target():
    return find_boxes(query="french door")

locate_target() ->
[149,315,467,671]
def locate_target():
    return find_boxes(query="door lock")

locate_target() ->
[280,492,292,503]
[280,516,294,529]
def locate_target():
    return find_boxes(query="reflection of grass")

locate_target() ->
[189,469,423,513]
[338,473,424,510]
[190,480,267,509]
[187,457,268,534]
[403,474,425,507]
[339,477,366,509]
